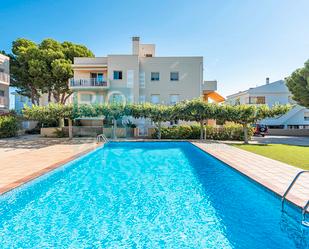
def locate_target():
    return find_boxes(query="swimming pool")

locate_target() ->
[0,142,308,248]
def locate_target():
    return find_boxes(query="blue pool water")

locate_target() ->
[0,142,308,248]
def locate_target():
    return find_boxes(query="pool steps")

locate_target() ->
[281,170,309,227]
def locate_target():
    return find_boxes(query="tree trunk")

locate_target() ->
[30,87,36,105]
[62,92,73,104]
[113,118,117,139]
[200,120,204,140]
[158,121,162,139]
[68,119,73,139]
[59,118,64,128]
[204,126,207,140]
[243,124,249,144]
[64,94,72,104]
[35,96,40,106]
[53,91,60,103]
[60,93,66,104]
[48,91,51,102]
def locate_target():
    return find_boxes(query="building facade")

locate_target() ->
[11,89,32,114]
[0,53,10,113]
[226,79,309,130]
[69,37,217,106]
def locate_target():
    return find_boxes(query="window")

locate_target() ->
[145,54,153,57]
[113,71,123,80]
[139,72,145,88]
[170,72,179,81]
[97,73,103,82]
[109,93,124,104]
[151,94,160,104]
[127,70,134,88]
[268,125,285,129]
[304,112,309,121]
[170,94,179,105]
[151,72,160,81]
[139,95,146,103]
[288,125,300,130]
[249,96,265,104]
[90,73,104,82]
[0,90,4,97]
[127,94,133,103]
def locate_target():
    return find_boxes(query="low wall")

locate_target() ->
[268,129,309,136]
[41,127,60,137]
[22,121,38,130]
[62,126,135,138]
[43,126,148,138]
[102,128,132,138]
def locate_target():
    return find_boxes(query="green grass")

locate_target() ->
[233,144,309,170]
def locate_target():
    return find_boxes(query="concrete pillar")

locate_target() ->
[68,119,73,139]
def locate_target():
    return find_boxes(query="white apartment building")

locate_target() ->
[69,37,218,107]
[69,37,223,133]
[0,53,10,113]
[226,79,309,131]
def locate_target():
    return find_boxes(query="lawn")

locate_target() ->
[233,144,309,170]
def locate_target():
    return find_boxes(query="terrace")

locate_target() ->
[0,72,9,85]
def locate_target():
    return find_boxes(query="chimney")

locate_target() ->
[132,36,140,55]
[266,77,270,85]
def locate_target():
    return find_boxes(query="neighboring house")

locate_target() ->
[202,80,225,104]
[226,79,309,131]
[69,37,223,131]
[0,53,10,113]
[11,89,32,114]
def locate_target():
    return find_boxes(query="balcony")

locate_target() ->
[202,80,217,92]
[70,78,109,90]
[0,96,7,107]
[0,72,10,84]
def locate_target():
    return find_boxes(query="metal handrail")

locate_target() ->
[281,170,309,210]
[302,200,309,226]
[96,134,108,143]
[70,78,108,87]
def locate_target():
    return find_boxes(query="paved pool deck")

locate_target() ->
[0,136,308,210]
[192,142,309,209]
[0,135,99,195]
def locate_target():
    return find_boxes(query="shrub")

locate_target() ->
[152,124,254,141]
[0,115,19,138]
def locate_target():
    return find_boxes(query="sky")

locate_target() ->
[1,0,309,97]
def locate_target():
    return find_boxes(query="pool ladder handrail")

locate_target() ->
[302,200,309,226]
[281,170,309,226]
[96,134,108,143]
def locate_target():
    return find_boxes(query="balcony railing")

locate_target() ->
[0,72,9,84]
[70,78,108,88]
[0,96,7,106]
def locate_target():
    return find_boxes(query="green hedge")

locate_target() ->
[0,115,19,138]
[152,124,254,141]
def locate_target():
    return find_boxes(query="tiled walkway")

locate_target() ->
[192,142,309,209]
[0,136,99,194]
